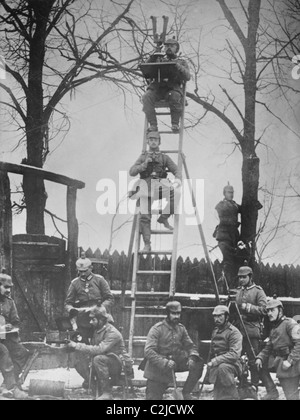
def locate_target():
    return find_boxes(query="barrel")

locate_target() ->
[29,379,65,398]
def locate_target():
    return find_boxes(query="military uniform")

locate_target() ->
[257,316,300,400]
[235,283,278,394]
[0,295,29,389]
[215,199,241,270]
[209,321,243,400]
[129,150,181,247]
[72,321,132,396]
[142,54,190,128]
[143,318,203,400]
[65,273,114,343]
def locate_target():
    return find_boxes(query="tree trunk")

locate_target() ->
[23,0,55,234]
[240,0,261,261]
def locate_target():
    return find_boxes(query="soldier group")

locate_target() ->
[1,258,299,400]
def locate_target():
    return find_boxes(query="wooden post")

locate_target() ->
[0,170,12,272]
[66,186,78,282]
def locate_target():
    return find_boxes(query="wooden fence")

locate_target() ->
[82,248,300,298]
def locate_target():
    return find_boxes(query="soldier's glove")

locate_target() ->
[241,303,247,311]
[5,324,13,332]
[175,62,185,72]
[187,357,197,369]
[282,360,292,370]
[166,360,176,370]
[66,341,77,350]
[255,358,262,371]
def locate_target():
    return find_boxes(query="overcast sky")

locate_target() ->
[0,0,299,265]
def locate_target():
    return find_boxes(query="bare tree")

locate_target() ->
[184,0,299,262]
[0,0,149,234]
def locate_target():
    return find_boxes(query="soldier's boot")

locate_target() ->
[157,215,173,230]
[140,218,152,251]
[13,386,27,400]
[182,360,204,400]
[96,379,113,401]
[260,369,279,400]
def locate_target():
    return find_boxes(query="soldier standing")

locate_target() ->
[208,305,243,400]
[143,301,204,400]
[256,296,300,400]
[129,131,181,252]
[235,266,278,399]
[65,257,114,345]
[142,38,190,133]
[0,271,29,399]
[214,184,241,281]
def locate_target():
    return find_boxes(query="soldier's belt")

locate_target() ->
[273,347,292,358]
[74,300,101,308]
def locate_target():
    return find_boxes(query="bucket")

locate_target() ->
[29,379,65,398]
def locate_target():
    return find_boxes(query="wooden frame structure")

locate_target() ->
[0,161,85,280]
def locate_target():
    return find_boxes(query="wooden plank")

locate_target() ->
[0,161,85,189]
[137,270,171,275]
[0,171,12,272]
[66,186,79,282]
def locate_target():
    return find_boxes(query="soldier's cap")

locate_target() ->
[266,294,283,310]
[147,131,160,140]
[212,305,229,316]
[238,266,253,276]
[90,306,109,321]
[76,257,92,271]
[223,184,234,194]
[165,38,180,46]
[0,270,13,287]
[166,301,182,312]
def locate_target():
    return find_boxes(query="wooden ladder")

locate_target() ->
[127,86,186,358]
[127,86,220,358]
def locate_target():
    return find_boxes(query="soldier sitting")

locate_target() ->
[142,301,204,400]
[67,306,133,400]
[142,38,190,133]
[0,271,29,399]
[207,305,243,400]
[129,131,181,252]
[256,296,300,400]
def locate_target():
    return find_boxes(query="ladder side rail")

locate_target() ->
[128,213,141,357]
[169,83,187,296]
[182,155,220,304]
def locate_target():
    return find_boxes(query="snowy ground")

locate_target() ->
[0,366,287,400]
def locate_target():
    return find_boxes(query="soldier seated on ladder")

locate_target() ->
[142,38,190,133]
[235,266,278,400]
[129,131,181,252]
[0,270,29,399]
[67,306,133,400]
[208,305,243,400]
[142,301,204,400]
[256,296,300,400]
[214,184,241,282]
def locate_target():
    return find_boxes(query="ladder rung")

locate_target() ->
[135,291,170,295]
[156,112,171,115]
[151,230,173,235]
[137,270,171,275]
[160,150,180,154]
[135,314,165,318]
[159,131,178,134]
[138,250,172,255]
[154,102,169,108]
